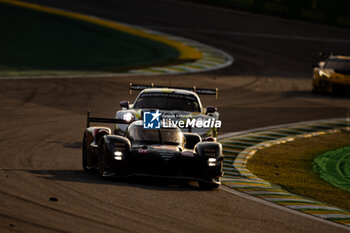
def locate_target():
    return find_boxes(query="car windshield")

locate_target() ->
[133,92,200,112]
[325,59,350,71]
[126,124,184,146]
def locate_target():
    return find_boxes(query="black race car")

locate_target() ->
[82,111,224,189]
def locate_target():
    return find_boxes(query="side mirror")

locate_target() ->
[206,106,217,114]
[312,61,325,69]
[120,101,129,109]
[319,61,325,68]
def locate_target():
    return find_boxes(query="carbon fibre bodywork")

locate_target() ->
[82,118,224,189]
[115,85,220,138]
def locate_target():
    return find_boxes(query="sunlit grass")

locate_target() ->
[247,131,350,210]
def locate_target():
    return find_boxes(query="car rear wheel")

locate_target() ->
[312,85,320,94]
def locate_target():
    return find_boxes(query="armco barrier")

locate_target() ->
[182,0,350,28]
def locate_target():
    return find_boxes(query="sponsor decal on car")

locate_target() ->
[152,145,177,150]
[182,151,194,157]
[138,149,149,154]
[159,151,174,161]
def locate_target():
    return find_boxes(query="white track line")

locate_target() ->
[218,117,349,140]
[147,27,350,44]
[219,185,350,230]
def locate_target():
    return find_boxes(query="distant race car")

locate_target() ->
[82,112,224,189]
[115,83,220,139]
[312,55,350,93]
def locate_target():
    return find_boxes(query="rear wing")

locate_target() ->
[86,110,130,128]
[129,83,219,99]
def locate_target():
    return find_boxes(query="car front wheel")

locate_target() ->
[198,178,220,190]
[82,134,89,172]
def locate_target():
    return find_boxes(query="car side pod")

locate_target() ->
[97,135,131,176]
[103,135,131,157]
[195,141,223,189]
[195,141,223,160]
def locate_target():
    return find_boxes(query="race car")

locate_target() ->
[115,83,220,139]
[82,111,224,189]
[312,55,350,93]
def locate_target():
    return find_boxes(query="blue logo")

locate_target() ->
[143,110,161,129]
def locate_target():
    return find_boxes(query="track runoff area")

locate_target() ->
[219,119,350,228]
[0,0,232,79]
[2,0,349,230]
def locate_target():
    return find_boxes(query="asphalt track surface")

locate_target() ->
[1,0,350,232]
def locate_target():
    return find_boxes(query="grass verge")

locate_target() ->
[314,146,350,192]
[0,2,182,76]
[247,131,350,210]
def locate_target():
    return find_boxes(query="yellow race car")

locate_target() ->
[312,55,350,93]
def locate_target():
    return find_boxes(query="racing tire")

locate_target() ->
[82,134,89,172]
[312,85,321,95]
[98,141,107,178]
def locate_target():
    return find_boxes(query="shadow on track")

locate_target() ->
[23,169,209,192]
[282,90,350,99]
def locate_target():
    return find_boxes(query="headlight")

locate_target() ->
[319,70,330,79]
[208,158,216,166]
[123,112,134,122]
[114,151,123,160]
